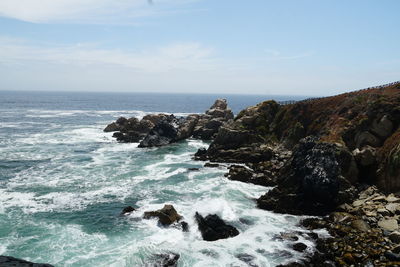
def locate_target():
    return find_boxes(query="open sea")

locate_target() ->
[0,91,318,267]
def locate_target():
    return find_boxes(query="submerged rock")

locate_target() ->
[194,212,239,241]
[144,204,182,225]
[0,256,54,267]
[148,253,180,267]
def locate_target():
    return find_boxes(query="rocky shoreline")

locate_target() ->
[5,82,399,266]
[106,82,399,266]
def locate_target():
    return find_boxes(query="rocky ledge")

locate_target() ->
[0,256,54,267]
[104,99,233,146]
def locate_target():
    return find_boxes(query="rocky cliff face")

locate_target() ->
[199,83,400,196]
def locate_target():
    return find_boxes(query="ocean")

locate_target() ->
[0,91,316,267]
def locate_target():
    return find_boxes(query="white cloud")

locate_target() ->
[0,37,217,72]
[0,0,196,24]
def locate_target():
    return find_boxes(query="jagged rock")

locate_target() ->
[0,256,54,267]
[194,212,239,241]
[192,99,233,140]
[104,122,120,132]
[144,205,182,225]
[257,137,357,215]
[139,115,182,147]
[384,251,400,262]
[225,165,276,186]
[121,206,135,215]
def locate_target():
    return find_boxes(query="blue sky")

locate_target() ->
[0,0,399,95]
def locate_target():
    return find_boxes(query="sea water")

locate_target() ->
[0,91,318,267]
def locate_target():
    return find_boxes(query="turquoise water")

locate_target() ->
[0,92,315,266]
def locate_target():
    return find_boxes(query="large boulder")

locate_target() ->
[225,165,276,186]
[257,137,357,215]
[195,212,239,241]
[144,205,182,225]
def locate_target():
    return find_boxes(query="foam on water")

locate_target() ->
[0,108,323,267]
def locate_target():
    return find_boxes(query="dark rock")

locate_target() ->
[384,251,400,261]
[188,168,200,171]
[0,256,54,267]
[226,165,276,186]
[194,148,208,160]
[104,122,120,132]
[194,212,239,241]
[149,253,180,267]
[192,99,233,140]
[121,206,135,215]
[144,205,182,225]
[139,115,182,147]
[257,136,357,215]
[235,253,258,267]
[292,242,307,252]
[204,162,219,168]
[180,221,189,232]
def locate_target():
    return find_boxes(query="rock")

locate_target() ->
[204,162,219,168]
[351,219,371,232]
[180,221,189,232]
[384,251,400,262]
[194,212,239,241]
[139,115,182,147]
[389,231,400,243]
[236,253,258,267]
[0,256,54,267]
[149,253,180,267]
[292,242,307,252]
[192,99,233,140]
[273,232,299,242]
[371,115,393,139]
[144,205,182,225]
[104,122,120,132]
[378,218,398,231]
[257,137,356,215]
[225,165,276,186]
[392,244,400,254]
[121,206,135,215]
[188,168,200,171]
[355,131,381,148]
[353,145,376,166]
[342,253,355,264]
[329,212,354,223]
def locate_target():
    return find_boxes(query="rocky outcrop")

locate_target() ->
[256,137,357,215]
[104,114,168,143]
[0,256,54,267]
[144,205,182,225]
[195,212,239,241]
[105,99,233,146]
[192,99,234,140]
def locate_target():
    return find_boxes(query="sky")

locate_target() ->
[0,0,399,96]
